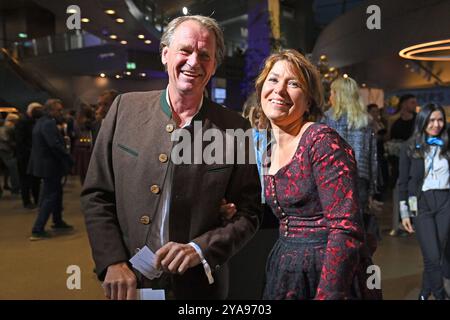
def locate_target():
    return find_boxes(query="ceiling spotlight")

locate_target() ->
[125,71,131,76]
[81,18,90,23]
[115,75,122,79]
[116,18,125,23]
[138,34,145,39]
[105,9,115,15]
[100,73,106,78]
[109,35,117,40]
[144,40,152,44]
[182,7,189,15]
[140,73,146,77]
[343,74,349,78]
[120,40,127,45]
[362,83,367,87]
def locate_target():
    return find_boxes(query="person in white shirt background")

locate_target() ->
[399,103,450,300]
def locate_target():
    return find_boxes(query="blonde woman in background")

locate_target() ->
[321,76,380,255]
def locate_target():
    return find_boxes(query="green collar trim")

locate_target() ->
[160,89,171,119]
[160,89,207,123]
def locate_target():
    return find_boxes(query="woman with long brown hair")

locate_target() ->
[254,49,381,299]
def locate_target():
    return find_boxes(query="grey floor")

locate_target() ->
[0,176,424,299]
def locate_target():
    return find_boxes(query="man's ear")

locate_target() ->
[161,46,169,65]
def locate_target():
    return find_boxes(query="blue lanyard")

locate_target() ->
[426,146,438,176]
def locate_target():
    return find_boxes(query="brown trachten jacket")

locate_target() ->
[81,90,262,299]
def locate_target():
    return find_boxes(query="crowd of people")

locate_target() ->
[1,14,449,300]
[0,90,118,240]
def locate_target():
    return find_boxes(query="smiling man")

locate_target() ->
[81,15,262,300]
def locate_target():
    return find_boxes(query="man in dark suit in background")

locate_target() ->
[28,99,74,240]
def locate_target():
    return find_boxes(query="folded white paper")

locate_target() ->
[129,246,162,280]
[136,288,166,300]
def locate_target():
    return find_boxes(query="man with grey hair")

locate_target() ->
[82,15,262,300]
[28,99,74,240]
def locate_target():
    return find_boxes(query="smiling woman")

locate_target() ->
[255,50,323,126]
[398,103,450,300]
[253,49,382,300]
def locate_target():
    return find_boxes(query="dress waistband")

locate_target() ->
[279,229,328,244]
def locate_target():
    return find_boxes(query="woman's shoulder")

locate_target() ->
[303,123,354,158]
[304,123,340,142]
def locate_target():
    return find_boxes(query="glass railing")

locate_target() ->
[10,30,107,59]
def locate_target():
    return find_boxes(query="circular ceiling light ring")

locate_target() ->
[405,46,450,61]
[399,39,450,61]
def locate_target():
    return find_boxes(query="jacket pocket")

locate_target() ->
[117,143,139,157]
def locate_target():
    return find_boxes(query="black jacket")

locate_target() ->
[27,115,73,178]
[398,141,450,202]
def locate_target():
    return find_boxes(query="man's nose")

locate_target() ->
[187,52,199,67]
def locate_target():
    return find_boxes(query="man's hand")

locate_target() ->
[102,262,137,300]
[219,198,237,220]
[402,217,415,234]
[155,242,201,275]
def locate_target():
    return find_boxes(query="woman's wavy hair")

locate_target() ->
[407,103,450,159]
[254,49,324,123]
[329,76,369,129]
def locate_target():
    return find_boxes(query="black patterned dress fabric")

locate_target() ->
[262,123,382,300]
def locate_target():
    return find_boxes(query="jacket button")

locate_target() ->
[140,215,151,225]
[150,184,160,194]
[159,153,168,163]
[166,124,174,133]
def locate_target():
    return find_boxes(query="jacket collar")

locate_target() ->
[161,88,206,125]
[160,89,171,119]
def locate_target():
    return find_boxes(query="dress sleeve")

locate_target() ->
[310,126,364,299]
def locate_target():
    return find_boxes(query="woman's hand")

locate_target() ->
[402,217,414,233]
[219,198,237,220]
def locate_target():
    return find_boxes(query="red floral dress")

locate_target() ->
[262,123,381,300]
